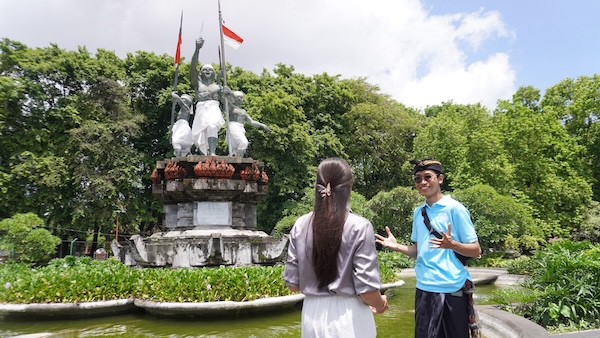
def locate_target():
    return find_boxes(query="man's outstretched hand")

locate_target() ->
[375,226,398,249]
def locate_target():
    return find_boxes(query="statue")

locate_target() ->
[190,37,226,156]
[227,91,270,157]
[170,91,194,157]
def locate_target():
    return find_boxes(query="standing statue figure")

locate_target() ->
[171,91,194,157]
[228,91,270,157]
[190,37,226,156]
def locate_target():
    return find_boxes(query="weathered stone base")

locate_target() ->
[114,156,286,268]
[112,230,288,268]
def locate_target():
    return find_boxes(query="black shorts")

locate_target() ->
[414,288,469,338]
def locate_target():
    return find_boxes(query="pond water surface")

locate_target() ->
[0,278,502,338]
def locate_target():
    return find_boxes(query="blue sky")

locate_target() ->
[424,0,600,93]
[1,0,598,111]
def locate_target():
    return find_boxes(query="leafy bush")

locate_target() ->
[273,187,314,237]
[349,191,370,218]
[365,186,422,244]
[469,251,506,267]
[452,184,541,252]
[501,255,534,275]
[572,200,600,243]
[377,250,414,271]
[494,240,600,332]
[0,213,61,264]
[273,189,370,237]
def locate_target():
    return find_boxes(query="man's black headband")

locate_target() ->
[410,159,444,175]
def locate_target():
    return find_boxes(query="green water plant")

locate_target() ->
[0,254,401,304]
[0,256,138,303]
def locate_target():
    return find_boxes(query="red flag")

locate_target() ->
[174,12,183,64]
[222,24,243,49]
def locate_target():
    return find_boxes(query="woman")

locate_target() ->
[283,157,388,338]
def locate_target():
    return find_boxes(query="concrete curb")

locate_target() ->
[135,294,305,317]
[477,305,549,338]
[0,299,137,319]
[381,279,406,292]
[553,329,600,337]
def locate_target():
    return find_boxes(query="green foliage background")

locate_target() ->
[1,38,600,257]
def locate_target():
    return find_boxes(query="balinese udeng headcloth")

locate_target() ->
[410,158,444,175]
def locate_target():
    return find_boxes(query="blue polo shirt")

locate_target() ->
[411,195,478,293]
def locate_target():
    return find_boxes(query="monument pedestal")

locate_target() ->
[113,156,288,268]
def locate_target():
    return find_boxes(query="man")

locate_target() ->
[227,91,270,157]
[190,37,226,156]
[375,158,481,338]
[170,91,194,157]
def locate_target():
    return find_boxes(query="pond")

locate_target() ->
[0,278,504,337]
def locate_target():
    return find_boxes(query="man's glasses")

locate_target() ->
[413,174,437,184]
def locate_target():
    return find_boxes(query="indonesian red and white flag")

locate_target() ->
[222,24,243,49]
[174,13,183,64]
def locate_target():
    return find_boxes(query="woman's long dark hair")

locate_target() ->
[312,157,353,289]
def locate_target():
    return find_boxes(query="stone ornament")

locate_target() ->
[164,161,187,180]
[194,157,235,179]
[240,161,261,181]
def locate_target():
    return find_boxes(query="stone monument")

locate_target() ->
[112,155,287,268]
[111,27,287,268]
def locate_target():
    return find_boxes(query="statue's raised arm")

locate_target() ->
[190,37,204,100]
[189,37,225,156]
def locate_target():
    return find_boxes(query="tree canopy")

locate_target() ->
[1,38,599,260]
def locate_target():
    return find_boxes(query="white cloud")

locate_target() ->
[401,53,515,109]
[0,0,516,111]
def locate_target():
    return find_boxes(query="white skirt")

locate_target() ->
[301,295,376,338]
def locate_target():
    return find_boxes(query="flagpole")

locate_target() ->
[170,11,183,150]
[218,0,232,156]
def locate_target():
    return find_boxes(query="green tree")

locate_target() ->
[247,88,315,232]
[0,213,60,263]
[415,102,515,194]
[494,87,592,236]
[342,83,422,198]
[229,64,380,232]
[125,51,186,235]
[542,76,600,200]
[0,40,86,220]
[0,40,143,243]
[65,77,145,254]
